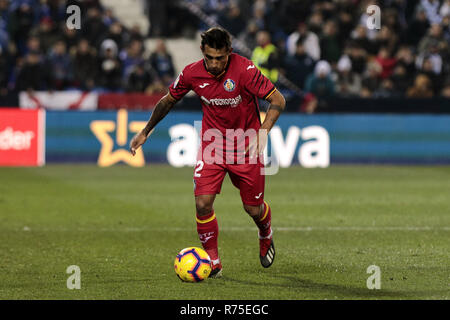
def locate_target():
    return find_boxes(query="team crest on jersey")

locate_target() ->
[223,79,235,92]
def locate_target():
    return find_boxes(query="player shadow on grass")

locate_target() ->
[221,274,410,299]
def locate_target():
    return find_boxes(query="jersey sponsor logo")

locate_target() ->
[247,65,255,70]
[199,83,210,89]
[223,79,235,92]
[200,96,211,105]
[208,94,242,108]
[255,192,263,199]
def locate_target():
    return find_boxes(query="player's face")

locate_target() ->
[201,45,231,76]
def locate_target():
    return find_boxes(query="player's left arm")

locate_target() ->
[261,89,286,132]
[250,89,285,157]
[247,89,285,158]
[242,61,286,156]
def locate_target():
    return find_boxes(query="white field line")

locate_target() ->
[22,226,450,232]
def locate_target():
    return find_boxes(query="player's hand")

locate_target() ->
[246,129,268,159]
[129,131,148,156]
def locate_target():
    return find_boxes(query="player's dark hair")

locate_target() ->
[200,27,232,51]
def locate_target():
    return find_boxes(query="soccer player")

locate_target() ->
[130,27,285,278]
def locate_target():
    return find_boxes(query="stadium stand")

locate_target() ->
[0,0,449,112]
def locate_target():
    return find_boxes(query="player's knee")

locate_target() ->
[196,198,214,216]
[243,204,263,218]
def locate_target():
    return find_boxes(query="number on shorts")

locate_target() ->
[194,160,204,177]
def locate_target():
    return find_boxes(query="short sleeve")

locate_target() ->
[242,62,276,100]
[169,68,192,100]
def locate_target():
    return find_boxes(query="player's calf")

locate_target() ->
[244,201,275,268]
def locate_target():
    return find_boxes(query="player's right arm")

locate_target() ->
[130,67,192,156]
[129,93,178,156]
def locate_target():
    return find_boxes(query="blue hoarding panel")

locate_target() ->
[45,111,450,165]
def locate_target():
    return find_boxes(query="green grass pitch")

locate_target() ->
[0,164,449,300]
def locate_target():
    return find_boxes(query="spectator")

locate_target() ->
[361,61,382,93]
[237,20,260,53]
[373,78,397,98]
[418,24,444,55]
[375,47,397,79]
[395,45,417,78]
[46,40,73,90]
[419,57,443,94]
[406,74,434,98]
[8,1,35,55]
[128,23,145,43]
[360,86,373,98]
[15,50,47,91]
[126,62,154,92]
[120,39,145,80]
[371,26,398,55]
[315,1,337,21]
[307,10,324,36]
[252,0,268,31]
[146,0,169,37]
[219,2,246,37]
[335,55,362,97]
[304,60,335,99]
[384,8,403,34]
[320,20,341,64]
[405,8,430,46]
[103,22,127,52]
[299,92,318,114]
[251,30,280,84]
[336,10,354,46]
[72,39,97,90]
[61,25,79,54]
[391,65,411,95]
[149,39,175,86]
[417,44,443,75]
[97,39,122,91]
[283,39,315,89]
[386,0,409,30]
[416,0,442,24]
[351,25,376,55]
[46,0,67,24]
[102,7,118,27]
[30,16,59,55]
[24,35,41,55]
[286,22,320,61]
[347,44,368,75]
[0,0,8,23]
[82,7,108,49]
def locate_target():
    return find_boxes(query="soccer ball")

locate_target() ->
[174,247,212,282]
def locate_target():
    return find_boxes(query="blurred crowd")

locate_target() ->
[152,0,450,107]
[1,0,450,107]
[0,0,175,95]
